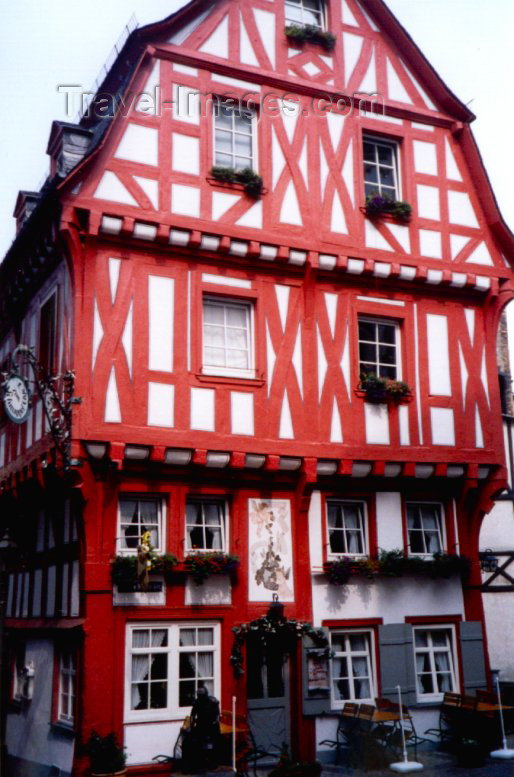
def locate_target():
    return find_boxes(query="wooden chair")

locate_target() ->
[425,691,462,743]
[385,701,428,759]
[319,702,360,763]
[219,710,275,776]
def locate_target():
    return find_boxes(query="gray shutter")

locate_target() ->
[378,623,417,706]
[301,632,331,716]
[459,621,487,693]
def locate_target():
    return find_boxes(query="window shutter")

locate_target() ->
[301,632,331,716]
[459,621,487,693]
[378,624,416,706]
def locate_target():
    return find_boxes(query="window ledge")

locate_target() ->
[195,372,265,387]
[50,721,76,737]
[206,177,268,196]
[354,388,413,404]
[360,207,412,225]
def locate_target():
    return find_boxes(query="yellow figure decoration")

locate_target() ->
[137,530,153,591]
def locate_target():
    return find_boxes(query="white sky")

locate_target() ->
[0,2,512,271]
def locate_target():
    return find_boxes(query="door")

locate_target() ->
[246,634,290,761]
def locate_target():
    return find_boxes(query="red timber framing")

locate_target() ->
[1,0,514,774]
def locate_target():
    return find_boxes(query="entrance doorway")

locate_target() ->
[246,634,290,761]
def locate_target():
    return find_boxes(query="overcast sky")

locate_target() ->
[0,0,512,256]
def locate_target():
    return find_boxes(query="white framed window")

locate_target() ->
[413,626,458,701]
[329,630,375,708]
[202,297,254,378]
[58,649,76,725]
[363,136,400,200]
[186,499,227,552]
[117,496,165,555]
[214,99,255,171]
[285,0,325,29]
[407,503,445,556]
[358,317,400,380]
[125,622,220,722]
[326,501,367,557]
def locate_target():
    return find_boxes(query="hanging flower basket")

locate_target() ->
[230,614,329,677]
[284,24,336,51]
[184,552,240,584]
[364,192,412,222]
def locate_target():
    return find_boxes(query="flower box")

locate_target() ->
[323,552,470,585]
[284,24,336,51]
[183,552,240,584]
[209,166,263,198]
[357,373,412,403]
[363,193,412,222]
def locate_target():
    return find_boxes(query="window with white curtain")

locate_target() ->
[185,500,227,552]
[406,503,445,556]
[329,630,375,708]
[285,0,325,29]
[202,297,254,378]
[125,623,220,721]
[326,501,367,557]
[117,496,164,554]
[413,626,457,701]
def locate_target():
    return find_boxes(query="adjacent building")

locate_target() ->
[1,0,513,774]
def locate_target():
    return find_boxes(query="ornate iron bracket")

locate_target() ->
[2,344,81,471]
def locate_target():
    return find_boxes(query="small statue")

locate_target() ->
[137,530,153,591]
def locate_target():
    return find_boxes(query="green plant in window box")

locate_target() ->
[210,166,263,198]
[85,730,127,777]
[364,192,412,222]
[110,553,178,587]
[358,372,412,403]
[284,24,336,51]
[184,551,240,584]
[378,549,471,580]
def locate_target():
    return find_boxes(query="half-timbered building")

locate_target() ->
[1,0,514,774]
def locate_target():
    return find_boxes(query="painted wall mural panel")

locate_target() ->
[248,498,294,602]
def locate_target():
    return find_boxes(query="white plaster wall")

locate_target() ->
[426,314,451,395]
[308,491,324,568]
[480,500,514,549]
[184,575,231,605]
[6,639,75,774]
[311,575,465,628]
[376,492,403,551]
[482,594,514,680]
[125,721,180,764]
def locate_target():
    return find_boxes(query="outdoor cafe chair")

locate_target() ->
[319,702,360,762]
[424,691,462,743]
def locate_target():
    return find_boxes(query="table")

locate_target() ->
[476,702,514,713]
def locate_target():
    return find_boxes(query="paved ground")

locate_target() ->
[319,744,514,776]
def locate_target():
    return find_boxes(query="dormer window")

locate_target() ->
[285,0,325,30]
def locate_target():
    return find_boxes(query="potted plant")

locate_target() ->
[268,745,322,777]
[86,730,127,776]
[454,737,487,768]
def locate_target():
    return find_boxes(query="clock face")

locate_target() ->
[3,375,30,424]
